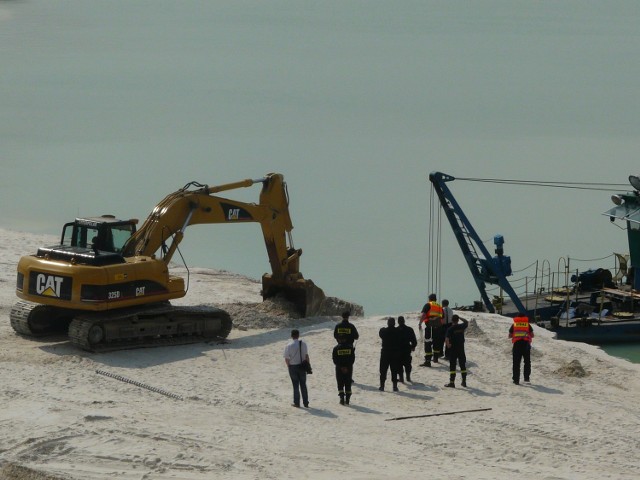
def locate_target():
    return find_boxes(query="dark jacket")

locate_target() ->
[332,343,355,367]
[445,318,468,349]
[379,326,400,351]
[397,324,417,352]
[334,320,360,345]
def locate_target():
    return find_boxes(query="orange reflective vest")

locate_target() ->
[422,301,444,326]
[511,317,532,343]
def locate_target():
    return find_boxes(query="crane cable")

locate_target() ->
[456,177,628,192]
[427,184,443,299]
[426,175,629,303]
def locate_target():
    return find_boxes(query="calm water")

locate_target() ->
[1,1,640,363]
[600,344,640,364]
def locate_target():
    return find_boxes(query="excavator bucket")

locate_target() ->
[261,275,326,317]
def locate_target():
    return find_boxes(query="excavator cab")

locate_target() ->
[31,216,139,269]
[60,216,137,254]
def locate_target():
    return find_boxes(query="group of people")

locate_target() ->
[283,294,535,407]
[418,293,469,388]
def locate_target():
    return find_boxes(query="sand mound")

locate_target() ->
[555,359,589,378]
[463,317,484,337]
[0,464,66,480]
[217,294,364,330]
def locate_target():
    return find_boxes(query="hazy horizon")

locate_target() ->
[3,1,640,315]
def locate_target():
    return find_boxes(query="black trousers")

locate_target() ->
[423,327,433,361]
[379,350,400,386]
[448,346,467,382]
[432,326,445,359]
[335,365,353,394]
[399,349,413,379]
[512,340,531,383]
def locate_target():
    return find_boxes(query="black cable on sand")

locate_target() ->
[386,407,491,421]
[96,369,184,401]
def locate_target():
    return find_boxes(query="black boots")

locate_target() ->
[446,374,456,388]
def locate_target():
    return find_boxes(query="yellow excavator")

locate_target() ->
[11,173,325,351]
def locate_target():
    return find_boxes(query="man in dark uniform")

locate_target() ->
[332,340,355,405]
[379,317,401,392]
[444,314,468,388]
[509,314,534,385]
[334,310,359,345]
[334,310,359,384]
[396,316,417,383]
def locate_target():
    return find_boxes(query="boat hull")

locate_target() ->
[546,320,640,345]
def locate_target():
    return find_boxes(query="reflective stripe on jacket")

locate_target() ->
[422,301,444,326]
[512,317,532,343]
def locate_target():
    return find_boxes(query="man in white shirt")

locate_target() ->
[441,299,454,359]
[283,329,310,408]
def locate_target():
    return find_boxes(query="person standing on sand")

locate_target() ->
[509,314,534,385]
[440,299,454,359]
[396,316,417,383]
[284,329,310,408]
[379,317,401,392]
[332,340,355,405]
[334,310,359,383]
[419,293,443,367]
[444,314,468,388]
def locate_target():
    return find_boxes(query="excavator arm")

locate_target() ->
[122,173,325,316]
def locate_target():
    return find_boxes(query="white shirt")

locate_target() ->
[443,306,453,325]
[284,339,308,366]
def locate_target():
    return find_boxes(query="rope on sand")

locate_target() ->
[386,407,491,421]
[95,369,184,401]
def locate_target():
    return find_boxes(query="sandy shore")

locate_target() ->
[1,228,639,479]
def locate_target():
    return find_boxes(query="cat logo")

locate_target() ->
[29,271,72,300]
[35,274,64,298]
[228,208,240,220]
[220,202,252,221]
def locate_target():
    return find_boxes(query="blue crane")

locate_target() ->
[429,171,526,315]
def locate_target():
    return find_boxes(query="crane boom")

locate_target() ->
[429,171,526,314]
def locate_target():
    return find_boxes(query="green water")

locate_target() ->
[600,344,640,364]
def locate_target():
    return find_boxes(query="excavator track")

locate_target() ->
[67,303,232,352]
[10,301,231,352]
[10,301,72,337]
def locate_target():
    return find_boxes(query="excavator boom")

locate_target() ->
[121,172,324,316]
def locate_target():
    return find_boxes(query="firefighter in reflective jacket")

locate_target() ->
[509,315,534,385]
[418,293,443,367]
[332,341,355,405]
